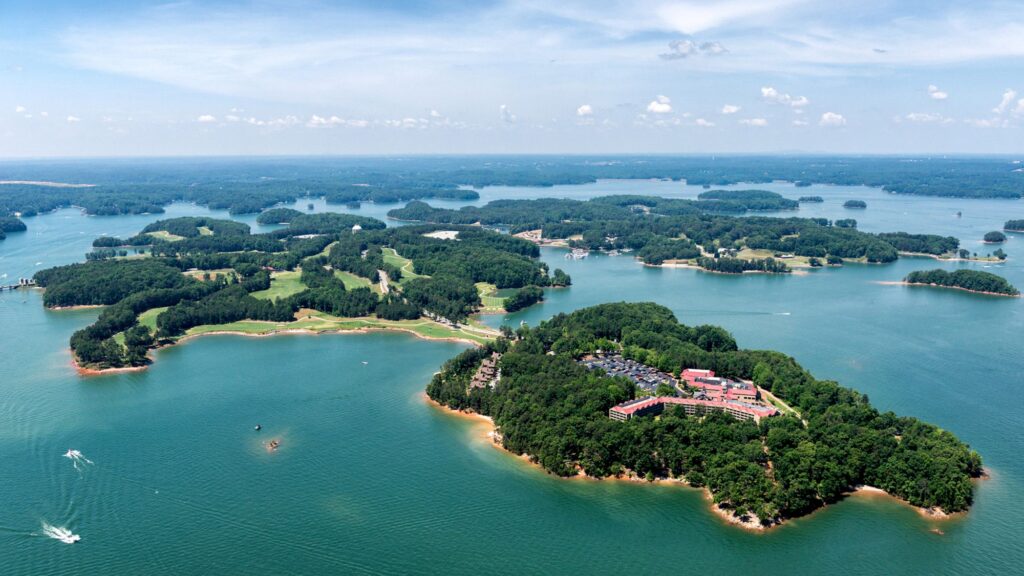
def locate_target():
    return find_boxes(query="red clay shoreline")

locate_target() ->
[426,397,984,532]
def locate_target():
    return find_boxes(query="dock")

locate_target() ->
[1,278,36,291]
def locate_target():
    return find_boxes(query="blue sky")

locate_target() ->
[3,0,1024,156]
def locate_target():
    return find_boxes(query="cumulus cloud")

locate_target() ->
[792,119,809,126]
[197,114,217,123]
[646,95,672,114]
[499,104,517,123]
[429,109,442,118]
[739,118,767,126]
[761,86,809,107]
[927,85,948,100]
[695,118,715,127]
[721,104,740,114]
[993,89,1018,114]
[576,104,593,116]
[819,112,846,126]
[659,40,728,60]
[904,112,953,124]
[15,105,26,114]
[66,115,81,123]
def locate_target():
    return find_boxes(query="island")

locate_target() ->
[902,269,1019,296]
[34,214,570,371]
[387,196,969,273]
[427,303,984,529]
[983,231,1007,244]
[1006,220,1024,232]
[843,200,868,209]
[798,196,824,202]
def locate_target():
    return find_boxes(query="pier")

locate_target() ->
[1,278,36,291]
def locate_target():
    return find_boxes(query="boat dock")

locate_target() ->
[1,278,36,291]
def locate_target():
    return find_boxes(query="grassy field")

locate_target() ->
[198,226,214,236]
[183,311,497,345]
[382,248,425,285]
[334,270,381,294]
[139,306,168,330]
[146,230,184,242]
[251,270,306,300]
[183,268,233,280]
[475,282,507,312]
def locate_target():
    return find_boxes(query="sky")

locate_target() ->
[2,0,1024,157]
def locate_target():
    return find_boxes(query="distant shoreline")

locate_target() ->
[0,180,95,188]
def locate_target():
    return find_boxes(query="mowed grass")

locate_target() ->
[476,282,507,312]
[334,270,380,294]
[183,310,497,345]
[251,270,306,300]
[139,306,168,330]
[146,230,184,242]
[382,248,425,284]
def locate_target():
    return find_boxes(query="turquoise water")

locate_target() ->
[1,180,1023,574]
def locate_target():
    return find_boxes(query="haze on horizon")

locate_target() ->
[3,0,1024,158]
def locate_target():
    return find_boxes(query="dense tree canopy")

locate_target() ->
[843,200,868,209]
[983,231,1007,243]
[428,303,983,525]
[1005,220,1024,232]
[904,269,1019,296]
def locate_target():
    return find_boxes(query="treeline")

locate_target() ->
[503,286,544,312]
[0,215,27,240]
[696,189,799,211]
[695,257,790,274]
[389,196,952,268]
[39,214,567,368]
[1006,220,1024,232]
[427,303,983,525]
[983,231,1006,243]
[798,196,823,202]
[843,200,867,208]
[142,217,250,237]
[904,269,1019,296]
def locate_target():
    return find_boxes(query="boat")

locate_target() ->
[254,424,262,431]
[42,523,81,544]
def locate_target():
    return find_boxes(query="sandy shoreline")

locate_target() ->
[652,260,806,276]
[73,324,487,376]
[877,280,1020,298]
[426,398,983,532]
[898,251,1001,263]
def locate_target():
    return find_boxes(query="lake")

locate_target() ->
[1,179,1022,574]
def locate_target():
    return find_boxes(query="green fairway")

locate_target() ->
[251,270,306,300]
[382,248,425,284]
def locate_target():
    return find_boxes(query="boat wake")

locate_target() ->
[63,449,93,472]
[41,522,80,544]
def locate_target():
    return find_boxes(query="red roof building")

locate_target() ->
[608,396,777,423]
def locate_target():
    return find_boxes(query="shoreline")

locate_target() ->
[898,251,1002,263]
[426,398,982,532]
[73,322,489,376]
[653,260,805,276]
[877,280,1020,298]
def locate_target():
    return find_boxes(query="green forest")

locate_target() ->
[1006,220,1024,232]
[427,303,984,526]
[35,214,567,369]
[389,196,966,270]
[903,269,1019,296]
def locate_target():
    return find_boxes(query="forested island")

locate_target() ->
[902,269,1019,296]
[983,231,1007,244]
[0,214,27,241]
[1006,220,1024,232]
[798,196,824,202]
[388,196,967,272]
[427,303,984,529]
[34,215,569,370]
[2,156,1022,219]
[843,200,868,209]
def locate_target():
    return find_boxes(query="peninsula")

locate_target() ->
[427,303,984,529]
[35,214,569,371]
[387,196,967,272]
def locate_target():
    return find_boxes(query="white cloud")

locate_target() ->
[819,112,846,127]
[993,89,1017,114]
[904,112,953,124]
[1015,99,1024,116]
[927,84,948,100]
[721,104,740,114]
[225,114,240,122]
[499,104,517,123]
[66,115,81,123]
[659,40,728,60]
[656,0,802,35]
[739,118,767,126]
[695,118,715,127]
[40,111,48,117]
[15,105,26,114]
[576,104,593,116]
[647,95,672,114]
[197,114,217,123]
[761,86,809,107]
[429,109,442,118]
[966,118,1007,128]
[792,119,809,126]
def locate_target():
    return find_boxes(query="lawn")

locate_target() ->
[146,230,184,242]
[251,270,306,300]
[475,282,507,312]
[334,270,380,294]
[382,248,425,284]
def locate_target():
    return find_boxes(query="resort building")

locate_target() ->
[682,368,759,403]
[470,352,501,390]
[608,396,778,424]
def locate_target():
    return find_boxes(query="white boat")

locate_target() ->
[42,523,81,544]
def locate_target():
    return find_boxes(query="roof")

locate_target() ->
[610,396,777,419]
